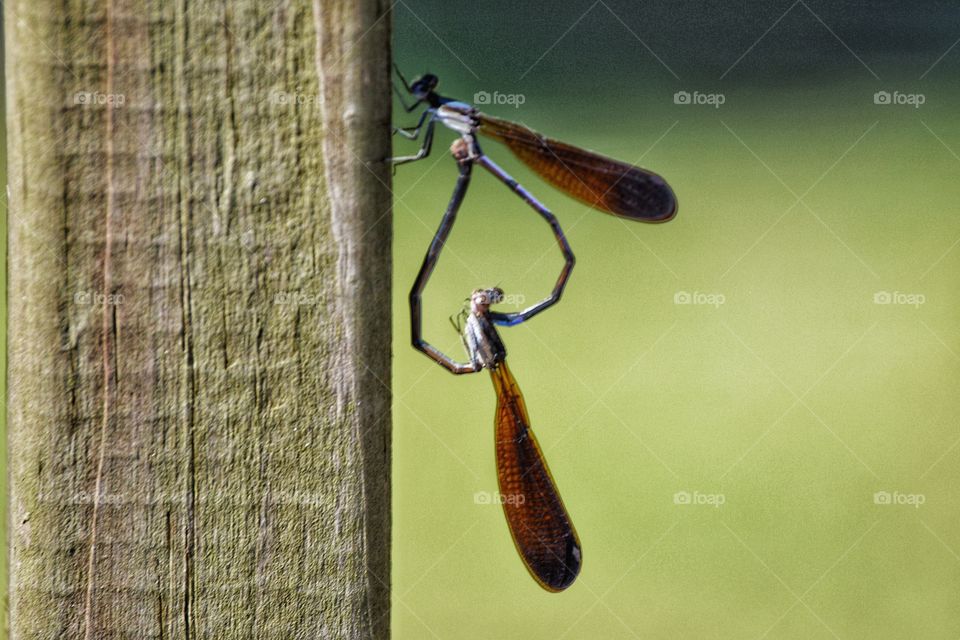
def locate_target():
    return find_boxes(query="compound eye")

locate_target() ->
[414,73,438,94]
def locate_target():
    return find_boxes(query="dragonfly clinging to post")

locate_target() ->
[391,66,678,222]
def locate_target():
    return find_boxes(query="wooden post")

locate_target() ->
[5,0,392,637]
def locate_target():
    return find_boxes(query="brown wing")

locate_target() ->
[491,361,581,591]
[478,113,677,222]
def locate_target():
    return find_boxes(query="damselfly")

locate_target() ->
[448,286,583,592]
[391,67,678,222]
[406,142,580,591]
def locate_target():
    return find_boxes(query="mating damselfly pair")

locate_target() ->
[393,67,677,592]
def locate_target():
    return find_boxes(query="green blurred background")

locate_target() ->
[392,2,960,638]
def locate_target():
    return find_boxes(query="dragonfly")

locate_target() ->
[391,67,678,223]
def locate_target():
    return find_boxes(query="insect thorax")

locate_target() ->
[436,102,478,136]
[461,310,506,370]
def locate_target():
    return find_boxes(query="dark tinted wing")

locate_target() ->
[478,113,677,222]
[491,361,581,592]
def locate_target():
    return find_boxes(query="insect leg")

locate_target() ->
[391,63,424,113]
[393,108,434,140]
[410,158,478,374]
[477,155,575,326]
[388,116,437,166]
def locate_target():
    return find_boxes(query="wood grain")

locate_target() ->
[5,0,392,637]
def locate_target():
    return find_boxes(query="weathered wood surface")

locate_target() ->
[5,0,392,637]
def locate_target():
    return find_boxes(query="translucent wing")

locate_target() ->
[478,113,677,222]
[491,361,581,591]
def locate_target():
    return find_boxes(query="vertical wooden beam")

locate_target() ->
[5,0,392,637]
